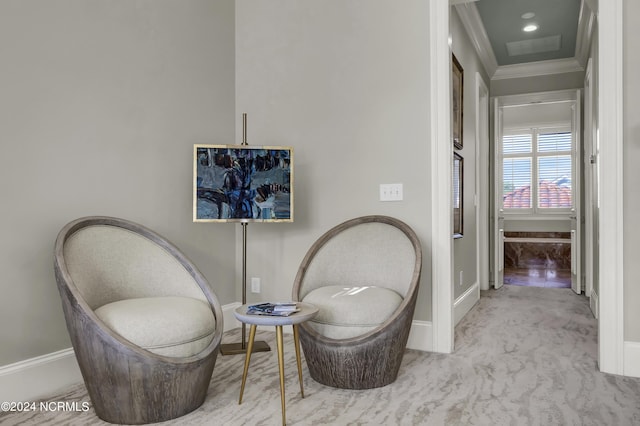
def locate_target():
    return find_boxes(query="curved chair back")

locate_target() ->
[63,220,208,309]
[298,217,419,299]
[54,216,223,424]
[292,215,422,389]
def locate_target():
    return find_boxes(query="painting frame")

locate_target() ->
[453,152,463,239]
[193,144,294,223]
[452,53,464,150]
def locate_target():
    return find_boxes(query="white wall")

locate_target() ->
[235,0,433,321]
[0,0,236,365]
[502,102,573,129]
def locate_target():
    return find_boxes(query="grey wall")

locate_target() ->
[623,0,640,341]
[451,8,490,300]
[0,0,236,365]
[491,71,585,97]
[234,0,433,321]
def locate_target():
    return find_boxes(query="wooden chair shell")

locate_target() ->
[54,216,223,424]
[292,215,422,389]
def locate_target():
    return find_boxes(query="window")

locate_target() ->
[501,128,573,213]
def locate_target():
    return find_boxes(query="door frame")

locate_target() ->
[476,73,490,291]
[431,0,625,375]
[492,98,504,290]
[429,0,453,353]
[583,58,598,316]
[596,0,624,375]
[492,89,580,291]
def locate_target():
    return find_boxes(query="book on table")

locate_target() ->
[247,302,300,316]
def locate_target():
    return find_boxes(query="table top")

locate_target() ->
[234,302,318,326]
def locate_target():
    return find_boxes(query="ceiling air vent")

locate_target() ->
[506,35,562,56]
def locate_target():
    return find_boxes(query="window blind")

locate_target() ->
[538,131,572,152]
[537,132,572,208]
[502,134,533,209]
[501,130,572,210]
[503,157,532,208]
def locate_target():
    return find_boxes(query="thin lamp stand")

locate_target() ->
[220,113,271,355]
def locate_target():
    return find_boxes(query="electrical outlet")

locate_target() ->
[251,277,261,293]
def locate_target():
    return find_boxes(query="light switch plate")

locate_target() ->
[251,277,261,293]
[380,183,403,201]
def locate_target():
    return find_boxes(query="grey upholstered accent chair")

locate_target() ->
[54,216,223,424]
[292,215,422,389]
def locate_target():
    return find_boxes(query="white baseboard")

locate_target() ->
[590,289,599,319]
[454,282,480,326]
[0,348,82,403]
[223,302,242,331]
[624,341,640,378]
[0,302,243,403]
[407,320,433,352]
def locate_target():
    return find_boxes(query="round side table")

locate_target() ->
[234,302,318,426]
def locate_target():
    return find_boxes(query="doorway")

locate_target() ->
[492,90,582,295]
[431,0,624,375]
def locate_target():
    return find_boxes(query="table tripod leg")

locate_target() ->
[238,324,257,404]
[292,325,305,398]
[276,325,286,425]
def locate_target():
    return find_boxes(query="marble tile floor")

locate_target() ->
[2,286,639,425]
[504,267,571,288]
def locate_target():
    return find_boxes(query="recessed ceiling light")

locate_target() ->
[521,12,536,19]
[523,23,538,32]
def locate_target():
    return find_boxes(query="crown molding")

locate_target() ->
[454,2,498,78]
[575,0,596,67]
[455,0,593,81]
[492,57,584,80]
[584,0,598,16]
[450,0,479,5]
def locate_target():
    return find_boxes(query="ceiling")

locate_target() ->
[452,0,597,79]
[476,0,581,66]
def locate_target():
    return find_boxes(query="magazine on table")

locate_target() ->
[247,302,300,316]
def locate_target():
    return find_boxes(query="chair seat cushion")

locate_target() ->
[302,285,403,339]
[95,296,216,357]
